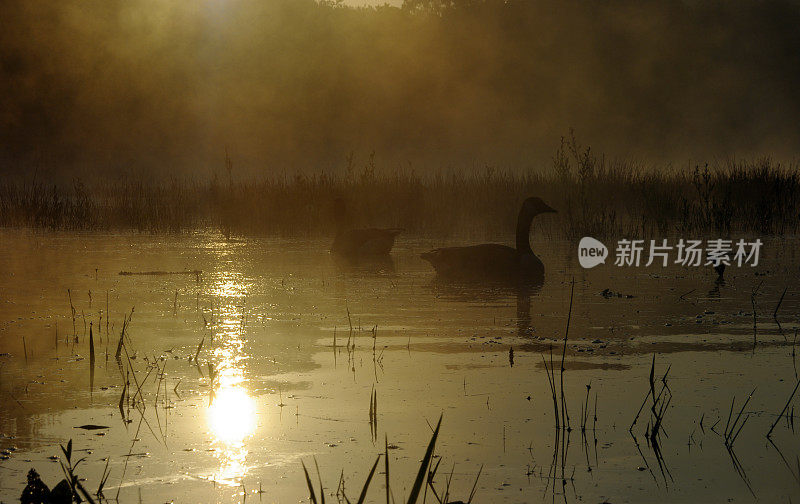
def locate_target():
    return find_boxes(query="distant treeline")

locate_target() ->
[1,0,799,178]
[2,138,798,238]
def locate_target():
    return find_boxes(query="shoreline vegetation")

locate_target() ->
[2,139,798,239]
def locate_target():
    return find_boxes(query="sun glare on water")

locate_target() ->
[208,386,256,444]
[203,252,260,484]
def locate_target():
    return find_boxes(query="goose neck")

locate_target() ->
[515,208,534,254]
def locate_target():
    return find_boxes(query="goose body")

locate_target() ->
[421,197,556,283]
[421,244,544,281]
[330,198,402,259]
[332,228,403,257]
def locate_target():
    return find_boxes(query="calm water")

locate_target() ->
[0,230,798,503]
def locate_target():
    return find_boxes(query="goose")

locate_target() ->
[421,197,556,282]
[331,198,402,258]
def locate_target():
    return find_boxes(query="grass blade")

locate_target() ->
[385,434,390,504]
[355,455,381,504]
[302,461,318,504]
[407,414,442,504]
[468,464,483,504]
[314,456,326,504]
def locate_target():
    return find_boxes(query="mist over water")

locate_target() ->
[2,0,799,180]
[2,4,800,501]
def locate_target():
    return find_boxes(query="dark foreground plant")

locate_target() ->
[302,415,482,504]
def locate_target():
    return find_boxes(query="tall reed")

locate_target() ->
[2,146,798,239]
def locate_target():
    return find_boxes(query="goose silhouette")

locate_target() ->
[421,197,556,282]
[331,198,402,258]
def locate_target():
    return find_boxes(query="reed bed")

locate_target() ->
[2,144,799,240]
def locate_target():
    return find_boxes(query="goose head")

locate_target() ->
[521,197,557,217]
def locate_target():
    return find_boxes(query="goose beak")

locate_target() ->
[543,204,557,214]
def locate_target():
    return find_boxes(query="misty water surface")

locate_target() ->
[0,230,799,503]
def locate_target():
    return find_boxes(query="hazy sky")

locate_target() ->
[345,0,402,5]
[1,0,798,179]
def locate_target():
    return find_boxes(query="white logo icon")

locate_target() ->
[578,237,608,268]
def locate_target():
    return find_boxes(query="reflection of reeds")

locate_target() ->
[721,390,757,496]
[537,279,581,499]
[629,355,673,486]
[767,378,800,438]
[751,282,762,350]
[89,322,95,391]
[724,389,755,448]
[368,386,378,443]
[193,337,204,363]
[114,309,134,361]
[67,289,76,340]
[541,278,575,433]
[2,148,798,238]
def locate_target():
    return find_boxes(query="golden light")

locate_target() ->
[208,386,256,444]
[203,241,259,485]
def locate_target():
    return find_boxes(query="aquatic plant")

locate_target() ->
[1,142,798,239]
[58,439,98,504]
[301,415,481,504]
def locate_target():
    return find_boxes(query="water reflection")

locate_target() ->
[516,286,533,338]
[206,266,256,485]
[209,386,255,444]
[429,279,542,339]
[332,252,396,275]
[208,384,255,484]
